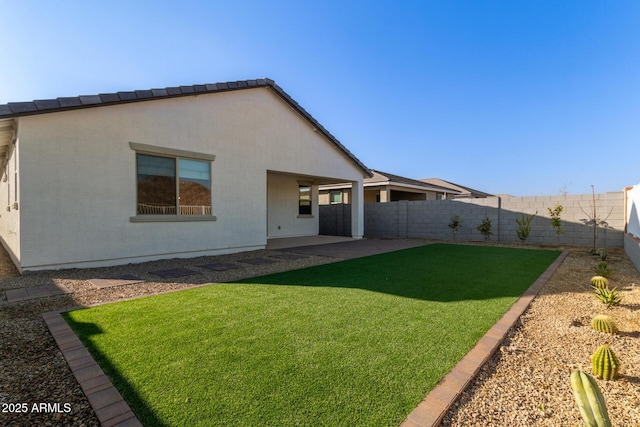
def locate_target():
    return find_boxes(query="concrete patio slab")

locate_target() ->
[5,282,72,303]
[282,238,432,259]
[265,235,354,250]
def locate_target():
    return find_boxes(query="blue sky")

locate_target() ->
[2,1,639,196]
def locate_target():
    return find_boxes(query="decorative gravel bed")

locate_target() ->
[441,247,640,426]
[1,243,638,426]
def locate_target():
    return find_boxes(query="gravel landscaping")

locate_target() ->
[1,241,639,426]
[442,247,640,426]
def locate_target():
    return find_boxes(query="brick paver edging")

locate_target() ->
[401,250,569,427]
[42,311,142,427]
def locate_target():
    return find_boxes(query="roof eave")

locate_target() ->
[0,78,372,178]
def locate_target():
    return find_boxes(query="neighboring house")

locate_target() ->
[319,169,460,204]
[420,178,493,198]
[0,78,371,272]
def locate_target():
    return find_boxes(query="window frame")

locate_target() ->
[329,190,342,205]
[129,142,216,223]
[297,183,313,218]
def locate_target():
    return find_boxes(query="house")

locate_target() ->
[420,178,493,198]
[319,170,460,204]
[0,79,371,272]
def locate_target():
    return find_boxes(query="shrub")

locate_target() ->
[515,211,537,243]
[599,249,607,261]
[593,286,623,308]
[593,261,612,278]
[476,217,492,241]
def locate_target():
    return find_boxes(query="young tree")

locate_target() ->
[548,205,564,244]
[579,186,613,254]
[476,216,493,242]
[516,212,537,243]
[448,214,462,243]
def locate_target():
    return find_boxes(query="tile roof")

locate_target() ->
[0,78,371,177]
[369,170,461,193]
[421,177,493,198]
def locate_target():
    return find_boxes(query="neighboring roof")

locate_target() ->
[320,170,461,194]
[367,170,461,194]
[420,177,493,198]
[0,78,371,177]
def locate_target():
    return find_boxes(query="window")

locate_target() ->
[329,191,342,204]
[298,185,312,215]
[136,154,212,216]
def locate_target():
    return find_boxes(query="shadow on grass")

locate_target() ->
[231,244,563,303]
[61,314,169,427]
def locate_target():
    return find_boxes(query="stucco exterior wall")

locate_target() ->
[0,138,20,264]
[15,88,364,271]
[267,173,318,238]
[626,183,640,238]
[624,184,640,272]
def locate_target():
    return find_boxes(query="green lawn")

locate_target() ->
[64,244,560,426]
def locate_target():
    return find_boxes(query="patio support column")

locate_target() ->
[351,179,364,239]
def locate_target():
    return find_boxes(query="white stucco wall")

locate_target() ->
[626,183,640,238]
[0,138,20,264]
[267,173,319,238]
[14,87,365,271]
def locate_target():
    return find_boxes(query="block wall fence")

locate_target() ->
[320,192,626,248]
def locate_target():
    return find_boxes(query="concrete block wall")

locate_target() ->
[322,192,626,248]
[498,193,625,247]
[319,204,352,237]
[362,201,398,238]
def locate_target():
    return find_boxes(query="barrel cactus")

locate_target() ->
[570,371,611,427]
[590,276,609,289]
[590,315,618,334]
[592,345,620,381]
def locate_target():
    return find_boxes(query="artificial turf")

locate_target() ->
[63,243,560,426]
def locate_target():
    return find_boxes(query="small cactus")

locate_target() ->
[590,315,618,334]
[570,371,612,427]
[590,276,609,289]
[592,345,620,381]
